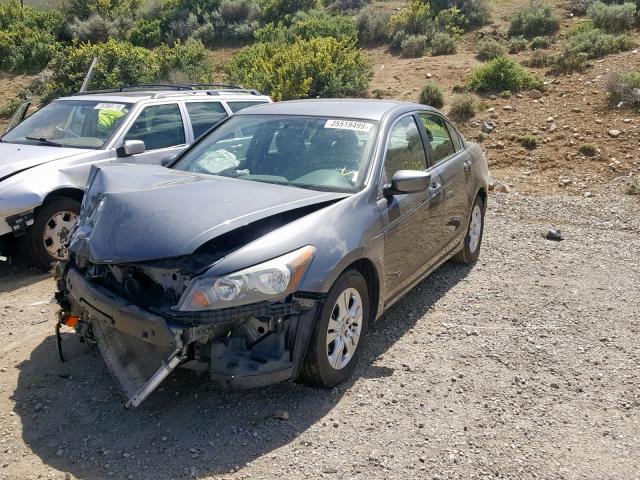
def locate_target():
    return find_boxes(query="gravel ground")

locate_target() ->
[0,192,639,480]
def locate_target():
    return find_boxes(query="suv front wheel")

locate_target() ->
[25,198,80,270]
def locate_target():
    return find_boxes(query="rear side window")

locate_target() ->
[185,102,228,140]
[418,113,456,163]
[227,101,268,113]
[125,103,185,150]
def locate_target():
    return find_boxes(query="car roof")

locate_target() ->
[233,99,439,121]
[56,90,271,104]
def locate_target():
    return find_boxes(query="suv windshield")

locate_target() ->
[172,115,378,193]
[3,99,132,149]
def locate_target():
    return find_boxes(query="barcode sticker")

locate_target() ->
[94,103,127,111]
[324,119,373,132]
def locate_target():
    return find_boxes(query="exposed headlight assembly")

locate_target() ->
[177,245,316,311]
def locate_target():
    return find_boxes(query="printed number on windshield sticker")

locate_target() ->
[94,103,127,111]
[324,119,372,132]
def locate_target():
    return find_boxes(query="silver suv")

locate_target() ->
[0,85,271,268]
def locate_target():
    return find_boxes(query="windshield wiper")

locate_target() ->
[24,136,64,147]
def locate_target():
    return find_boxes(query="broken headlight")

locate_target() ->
[176,245,316,311]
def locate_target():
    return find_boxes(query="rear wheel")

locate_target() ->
[453,195,485,264]
[26,198,80,270]
[300,270,370,387]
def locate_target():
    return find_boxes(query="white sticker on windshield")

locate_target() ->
[94,103,127,111]
[324,119,373,132]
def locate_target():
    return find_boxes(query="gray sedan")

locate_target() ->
[55,99,489,407]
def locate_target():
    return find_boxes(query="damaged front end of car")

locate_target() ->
[53,165,340,408]
[55,247,323,408]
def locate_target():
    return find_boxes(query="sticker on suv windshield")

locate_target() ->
[94,103,127,111]
[324,119,372,132]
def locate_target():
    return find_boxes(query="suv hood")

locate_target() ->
[69,164,348,264]
[0,142,92,181]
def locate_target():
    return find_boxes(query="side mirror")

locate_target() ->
[161,154,177,167]
[117,140,145,157]
[383,170,431,196]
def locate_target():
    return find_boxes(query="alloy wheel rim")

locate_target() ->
[468,204,482,253]
[43,210,78,260]
[326,287,363,370]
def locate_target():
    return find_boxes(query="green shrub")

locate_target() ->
[419,81,444,108]
[0,95,26,117]
[431,32,457,55]
[529,36,552,49]
[326,0,370,12]
[0,4,66,38]
[44,40,159,101]
[226,36,372,100]
[562,25,634,59]
[587,2,636,33]
[401,34,428,57]
[467,56,543,92]
[289,9,357,41]
[567,0,594,15]
[356,7,389,44]
[477,38,505,60]
[508,4,560,38]
[69,13,132,42]
[508,36,529,53]
[578,143,598,156]
[65,0,144,20]
[448,94,476,120]
[127,19,162,47]
[156,38,213,82]
[527,50,553,67]
[606,71,640,109]
[430,0,491,28]
[518,135,537,149]
[260,0,317,23]
[0,26,59,72]
[625,180,640,195]
[213,0,260,41]
[389,0,462,48]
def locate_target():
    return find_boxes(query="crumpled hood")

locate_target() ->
[69,164,348,264]
[0,142,91,181]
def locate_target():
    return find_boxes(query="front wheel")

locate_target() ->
[452,194,485,264]
[25,198,80,270]
[299,269,370,387]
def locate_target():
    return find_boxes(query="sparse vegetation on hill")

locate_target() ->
[607,71,640,109]
[477,38,505,60]
[448,93,477,120]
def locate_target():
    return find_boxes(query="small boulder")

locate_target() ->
[481,121,497,133]
[529,89,543,99]
[544,229,563,241]
[608,129,621,138]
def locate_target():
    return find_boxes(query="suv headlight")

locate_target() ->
[177,245,316,311]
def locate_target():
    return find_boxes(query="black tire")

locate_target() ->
[299,269,370,387]
[25,197,81,271]
[452,194,485,264]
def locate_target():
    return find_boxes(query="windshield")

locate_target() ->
[172,115,378,193]
[2,99,132,149]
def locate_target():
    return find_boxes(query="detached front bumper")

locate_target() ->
[59,266,322,407]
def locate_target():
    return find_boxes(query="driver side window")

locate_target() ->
[383,115,427,183]
[124,104,185,151]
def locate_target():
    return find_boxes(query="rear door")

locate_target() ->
[417,112,470,249]
[120,103,188,164]
[184,101,228,141]
[377,113,445,301]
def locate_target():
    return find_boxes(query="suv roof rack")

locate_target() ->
[72,83,262,97]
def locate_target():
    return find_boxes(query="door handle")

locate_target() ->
[463,160,472,172]
[429,181,442,190]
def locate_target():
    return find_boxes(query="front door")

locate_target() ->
[377,114,445,301]
[121,103,188,164]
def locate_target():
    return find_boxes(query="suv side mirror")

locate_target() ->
[117,140,145,157]
[383,170,431,196]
